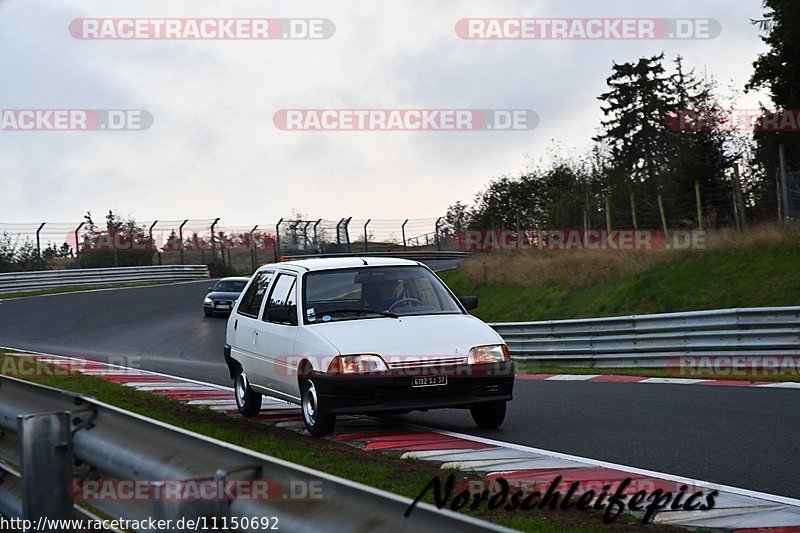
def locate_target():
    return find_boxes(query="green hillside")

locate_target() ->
[439,232,800,322]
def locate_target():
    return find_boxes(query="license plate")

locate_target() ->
[216,303,231,309]
[412,376,447,388]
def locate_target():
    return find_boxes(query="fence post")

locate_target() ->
[250,225,259,272]
[658,194,669,241]
[363,219,371,252]
[582,209,588,248]
[210,218,220,267]
[35,222,45,271]
[179,220,188,265]
[344,217,352,253]
[18,412,73,531]
[780,144,790,223]
[695,181,704,231]
[148,221,159,267]
[733,164,746,229]
[74,222,84,268]
[313,219,322,250]
[604,197,612,233]
[435,217,443,251]
[776,167,784,226]
[630,192,639,231]
[275,218,283,262]
[401,219,408,249]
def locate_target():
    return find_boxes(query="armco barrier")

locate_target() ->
[0,265,210,294]
[0,375,507,532]
[491,306,800,367]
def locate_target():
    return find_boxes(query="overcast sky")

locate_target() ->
[0,0,771,227]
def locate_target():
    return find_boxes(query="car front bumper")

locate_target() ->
[309,361,515,415]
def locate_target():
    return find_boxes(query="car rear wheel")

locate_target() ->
[234,366,262,417]
[301,378,335,437]
[470,401,507,429]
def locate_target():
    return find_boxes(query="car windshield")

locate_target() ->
[303,265,463,323]
[213,280,248,293]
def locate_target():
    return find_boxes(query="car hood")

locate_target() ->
[310,314,504,360]
[207,291,241,300]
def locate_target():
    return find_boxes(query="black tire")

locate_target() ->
[470,401,507,429]
[234,366,262,417]
[301,378,335,437]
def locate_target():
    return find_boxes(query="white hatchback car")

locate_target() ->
[224,257,515,436]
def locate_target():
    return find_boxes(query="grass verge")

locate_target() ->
[0,353,683,533]
[440,228,800,322]
[514,364,800,383]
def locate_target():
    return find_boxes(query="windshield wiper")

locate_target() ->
[325,308,399,319]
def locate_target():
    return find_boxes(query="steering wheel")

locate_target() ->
[387,297,424,311]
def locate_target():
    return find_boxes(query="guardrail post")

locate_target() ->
[274,218,283,262]
[344,217,352,253]
[18,412,72,531]
[148,221,159,267]
[401,219,408,249]
[363,219,371,252]
[74,222,85,269]
[179,220,188,265]
[435,217,443,251]
[35,222,45,271]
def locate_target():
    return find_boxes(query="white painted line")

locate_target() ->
[545,374,601,381]
[428,429,800,509]
[640,377,713,385]
[757,382,800,389]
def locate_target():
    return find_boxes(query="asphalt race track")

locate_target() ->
[1,268,798,500]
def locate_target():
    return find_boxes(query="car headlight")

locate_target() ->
[327,354,388,374]
[204,297,212,305]
[468,344,510,364]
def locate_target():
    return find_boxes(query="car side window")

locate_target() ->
[236,271,274,317]
[262,273,297,324]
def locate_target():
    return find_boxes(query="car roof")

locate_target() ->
[258,256,420,273]
[216,276,251,282]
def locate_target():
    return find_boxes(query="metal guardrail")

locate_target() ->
[0,375,506,532]
[0,265,210,294]
[283,251,471,262]
[491,307,800,367]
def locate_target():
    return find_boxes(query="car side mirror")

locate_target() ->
[208,287,213,293]
[267,306,298,326]
[459,296,478,311]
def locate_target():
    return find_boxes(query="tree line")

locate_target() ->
[447,1,799,232]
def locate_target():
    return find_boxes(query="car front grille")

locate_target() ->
[386,356,466,369]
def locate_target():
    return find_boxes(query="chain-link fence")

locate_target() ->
[0,216,449,275]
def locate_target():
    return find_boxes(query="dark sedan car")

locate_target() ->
[203,277,250,317]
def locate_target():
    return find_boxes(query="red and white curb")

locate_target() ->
[519,374,800,389]
[4,350,800,531]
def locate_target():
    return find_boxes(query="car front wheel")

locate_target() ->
[470,401,507,429]
[234,366,262,417]
[301,378,335,437]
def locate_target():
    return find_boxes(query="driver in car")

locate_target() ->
[363,279,403,312]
